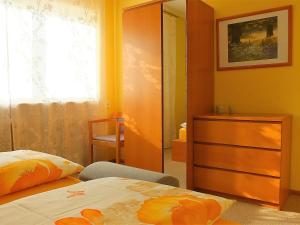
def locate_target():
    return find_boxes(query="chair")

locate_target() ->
[88,114,124,164]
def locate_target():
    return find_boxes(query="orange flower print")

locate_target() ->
[55,209,104,225]
[0,159,62,196]
[67,190,85,198]
[81,209,104,225]
[11,160,62,192]
[137,195,222,225]
[55,217,92,225]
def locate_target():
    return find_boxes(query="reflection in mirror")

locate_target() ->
[163,0,187,188]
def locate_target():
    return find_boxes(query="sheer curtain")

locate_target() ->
[0,4,12,150]
[163,13,177,149]
[0,0,109,165]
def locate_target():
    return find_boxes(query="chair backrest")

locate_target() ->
[112,112,123,118]
[113,113,124,134]
[118,118,125,133]
[116,117,124,122]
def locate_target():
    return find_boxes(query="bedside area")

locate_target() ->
[192,114,292,209]
[172,139,186,162]
[172,125,187,163]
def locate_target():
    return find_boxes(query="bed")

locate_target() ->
[1,177,300,225]
[0,177,235,225]
[0,150,83,205]
[1,150,300,225]
[0,176,80,205]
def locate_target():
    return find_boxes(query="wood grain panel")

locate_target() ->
[172,139,186,162]
[123,2,163,172]
[194,120,282,149]
[195,114,290,122]
[194,144,281,177]
[186,0,214,189]
[279,116,292,208]
[194,167,280,204]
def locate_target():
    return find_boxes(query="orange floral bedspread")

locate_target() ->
[0,177,240,225]
[0,176,80,205]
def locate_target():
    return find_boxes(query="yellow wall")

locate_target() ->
[175,17,187,135]
[98,0,118,115]
[115,0,300,190]
[203,0,300,191]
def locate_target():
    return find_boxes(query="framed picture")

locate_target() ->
[217,6,292,71]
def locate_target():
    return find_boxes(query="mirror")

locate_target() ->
[163,0,187,188]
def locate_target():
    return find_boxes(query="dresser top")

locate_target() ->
[194,114,291,122]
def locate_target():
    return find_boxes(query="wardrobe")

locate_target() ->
[122,0,214,180]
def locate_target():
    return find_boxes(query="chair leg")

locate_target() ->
[115,145,120,164]
[89,143,94,164]
[88,121,94,164]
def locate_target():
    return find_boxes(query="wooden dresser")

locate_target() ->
[192,114,292,209]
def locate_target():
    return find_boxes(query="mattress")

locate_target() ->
[0,176,80,205]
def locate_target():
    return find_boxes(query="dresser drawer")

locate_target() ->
[194,144,281,177]
[194,120,282,149]
[194,167,280,204]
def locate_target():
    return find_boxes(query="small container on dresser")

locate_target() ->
[192,114,292,209]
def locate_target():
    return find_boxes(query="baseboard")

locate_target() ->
[290,189,300,196]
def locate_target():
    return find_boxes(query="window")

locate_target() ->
[0,2,99,105]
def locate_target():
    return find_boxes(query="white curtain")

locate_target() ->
[163,13,177,149]
[0,3,12,151]
[0,0,107,165]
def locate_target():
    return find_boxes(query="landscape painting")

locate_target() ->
[217,6,292,70]
[228,16,278,62]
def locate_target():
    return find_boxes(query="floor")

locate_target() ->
[285,195,300,213]
[164,148,300,214]
[164,148,186,188]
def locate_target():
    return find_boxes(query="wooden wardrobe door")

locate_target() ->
[123,2,163,172]
[186,0,214,189]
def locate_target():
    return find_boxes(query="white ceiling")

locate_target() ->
[164,0,186,18]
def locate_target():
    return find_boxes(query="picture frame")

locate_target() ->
[217,6,292,71]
